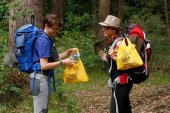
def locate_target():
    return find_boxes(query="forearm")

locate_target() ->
[59,50,68,59]
[40,60,62,70]
[40,57,74,70]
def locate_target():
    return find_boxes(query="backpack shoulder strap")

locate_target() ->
[31,15,35,25]
[110,37,124,49]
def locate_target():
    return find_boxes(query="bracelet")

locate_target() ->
[59,58,63,65]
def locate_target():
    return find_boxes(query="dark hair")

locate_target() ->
[43,14,63,29]
[113,28,120,35]
[104,26,120,35]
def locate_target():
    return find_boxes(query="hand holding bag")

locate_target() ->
[116,38,143,70]
[63,48,89,83]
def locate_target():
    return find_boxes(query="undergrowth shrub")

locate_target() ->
[56,30,102,73]
[64,13,94,32]
[0,0,8,31]
[0,31,26,108]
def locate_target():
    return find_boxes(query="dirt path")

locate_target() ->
[131,85,170,113]
[75,85,170,113]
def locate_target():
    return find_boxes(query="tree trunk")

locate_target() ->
[118,0,124,23]
[29,0,44,28]
[8,0,44,49]
[164,0,170,42]
[94,0,110,52]
[96,0,110,39]
[51,0,64,21]
[92,0,97,31]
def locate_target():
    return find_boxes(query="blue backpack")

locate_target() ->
[14,22,57,93]
[14,24,41,73]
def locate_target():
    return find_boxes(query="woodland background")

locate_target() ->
[0,0,170,113]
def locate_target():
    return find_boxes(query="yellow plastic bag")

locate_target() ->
[63,49,89,83]
[116,38,143,70]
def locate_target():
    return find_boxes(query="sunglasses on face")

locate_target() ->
[103,26,118,31]
[103,26,111,30]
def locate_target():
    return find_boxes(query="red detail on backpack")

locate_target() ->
[119,73,129,84]
[127,24,152,84]
[128,25,151,61]
[129,26,145,40]
[146,43,151,61]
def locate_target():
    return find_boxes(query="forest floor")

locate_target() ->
[1,70,170,113]
[75,84,170,113]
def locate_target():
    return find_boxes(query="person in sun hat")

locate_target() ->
[98,15,121,62]
[98,15,133,113]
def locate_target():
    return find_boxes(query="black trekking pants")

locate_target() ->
[110,80,133,113]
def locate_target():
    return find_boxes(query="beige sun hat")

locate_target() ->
[99,15,121,29]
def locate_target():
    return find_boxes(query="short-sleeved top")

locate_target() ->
[33,30,59,73]
[33,30,52,62]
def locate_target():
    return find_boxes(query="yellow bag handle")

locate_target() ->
[116,37,143,70]
[121,37,135,47]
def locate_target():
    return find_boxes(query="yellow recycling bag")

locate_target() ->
[63,48,89,83]
[116,38,143,70]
